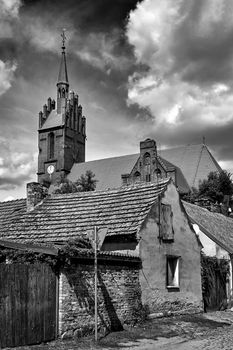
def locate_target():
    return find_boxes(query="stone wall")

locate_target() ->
[59,259,142,338]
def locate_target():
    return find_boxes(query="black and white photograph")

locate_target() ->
[1,0,233,349]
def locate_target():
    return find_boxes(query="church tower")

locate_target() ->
[37,31,86,185]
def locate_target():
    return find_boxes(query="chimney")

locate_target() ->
[26,182,48,212]
[140,138,157,155]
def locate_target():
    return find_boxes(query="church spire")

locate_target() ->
[57,29,69,114]
[58,30,69,85]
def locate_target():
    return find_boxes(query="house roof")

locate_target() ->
[160,144,221,189]
[182,201,233,254]
[69,153,190,194]
[0,179,171,245]
[0,199,26,233]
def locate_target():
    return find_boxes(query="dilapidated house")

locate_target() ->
[0,178,203,347]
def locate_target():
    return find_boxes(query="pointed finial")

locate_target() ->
[61,28,66,52]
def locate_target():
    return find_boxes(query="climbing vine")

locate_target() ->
[201,253,230,310]
[0,237,93,275]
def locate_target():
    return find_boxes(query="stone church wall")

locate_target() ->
[59,259,143,338]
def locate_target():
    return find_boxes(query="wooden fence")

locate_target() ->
[0,263,57,348]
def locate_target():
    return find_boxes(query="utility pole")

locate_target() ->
[87,227,107,343]
[94,226,98,342]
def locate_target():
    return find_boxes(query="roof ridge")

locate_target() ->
[73,153,139,165]
[50,178,170,199]
[0,198,26,205]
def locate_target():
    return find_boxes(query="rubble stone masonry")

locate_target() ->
[58,259,143,338]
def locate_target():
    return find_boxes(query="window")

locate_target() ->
[134,171,141,183]
[144,153,151,182]
[167,256,180,289]
[160,204,174,241]
[154,168,162,180]
[48,132,55,159]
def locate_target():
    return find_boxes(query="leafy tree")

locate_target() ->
[52,170,97,194]
[75,170,97,192]
[198,170,233,204]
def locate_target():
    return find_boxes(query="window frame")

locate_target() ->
[166,255,180,291]
[48,132,55,160]
[160,204,174,242]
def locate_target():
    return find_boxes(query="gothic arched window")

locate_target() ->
[134,171,141,183]
[48,132,55,159]
[155,168,162,180]
[62,88,65,98]
[144,153,151,182]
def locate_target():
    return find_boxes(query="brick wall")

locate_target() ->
[59,260,142,338]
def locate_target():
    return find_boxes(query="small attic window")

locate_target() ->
[167,256,180,290]
[144,153,151,182]
[155,168,162,179]
[160,204,174,242]
[134,171,141,183]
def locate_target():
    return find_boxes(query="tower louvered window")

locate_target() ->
[48,132,55,159]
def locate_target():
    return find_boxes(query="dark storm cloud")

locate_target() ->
[126,0,233,170]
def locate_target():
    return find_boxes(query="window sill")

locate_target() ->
[162,238,174,243]
[167,286,180,292]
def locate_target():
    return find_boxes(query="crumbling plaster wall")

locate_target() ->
[139,182,203,314]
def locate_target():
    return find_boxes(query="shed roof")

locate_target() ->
[0,179,171,245]
[182,201,233,254]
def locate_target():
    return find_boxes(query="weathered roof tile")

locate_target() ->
[0,179,170,244]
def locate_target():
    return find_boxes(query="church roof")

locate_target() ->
[69,153,139,191]
[0,179,171,244]
[58,48,69,84]
[159,144,221,189]
[69,154,190,194]
[39,110,64,130]
[183,201,233,254]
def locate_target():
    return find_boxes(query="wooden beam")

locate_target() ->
[0,239,58,256]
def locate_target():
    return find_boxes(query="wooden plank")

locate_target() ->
[0,239,58,256]
[0,264,6,348]
[0,263,57,347]
[5,264,13,347]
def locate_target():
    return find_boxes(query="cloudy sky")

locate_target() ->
[1,0,233,201]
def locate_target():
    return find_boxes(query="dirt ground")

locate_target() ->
[5,311,233,350]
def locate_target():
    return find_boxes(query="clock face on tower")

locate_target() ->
[47,165,55,175]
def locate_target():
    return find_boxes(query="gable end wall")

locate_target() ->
[139,183,203,314]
